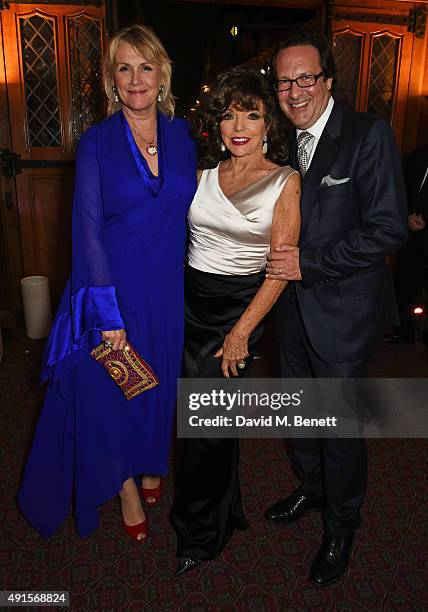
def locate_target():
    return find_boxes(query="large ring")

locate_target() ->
[237,361,246,369]
[104,340,113,348]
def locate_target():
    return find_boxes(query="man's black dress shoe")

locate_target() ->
[175,555,201,577]
[264,491,324,524]
[309,533,354,587]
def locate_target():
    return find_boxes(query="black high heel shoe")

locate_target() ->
[175,555,201,576]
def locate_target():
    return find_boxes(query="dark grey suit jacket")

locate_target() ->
[285,101,408,363]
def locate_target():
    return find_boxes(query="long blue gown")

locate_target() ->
[18,111,196,537]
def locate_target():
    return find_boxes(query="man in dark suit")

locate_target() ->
[264,30,408,586]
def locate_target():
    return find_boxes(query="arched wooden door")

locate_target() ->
[330,3,428,155]
[0,2,106,309]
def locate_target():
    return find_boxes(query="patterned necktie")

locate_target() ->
[297,131,314,176]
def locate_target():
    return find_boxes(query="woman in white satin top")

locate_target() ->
[172,66,301,575]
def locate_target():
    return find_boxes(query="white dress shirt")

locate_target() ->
[296,97,335,170]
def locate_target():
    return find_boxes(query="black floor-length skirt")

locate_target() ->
[171,265,264,561]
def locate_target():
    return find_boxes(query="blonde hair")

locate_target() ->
[103,24,174,117]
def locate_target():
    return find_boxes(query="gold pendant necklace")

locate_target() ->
[139,133,158,157]
[130,122,158,156]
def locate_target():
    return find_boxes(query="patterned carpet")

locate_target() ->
[0,329,427,611]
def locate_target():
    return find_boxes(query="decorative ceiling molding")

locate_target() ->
[2,0,102,6]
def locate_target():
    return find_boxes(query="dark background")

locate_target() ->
[116,0,316,116]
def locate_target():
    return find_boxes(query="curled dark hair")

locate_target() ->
[271,29,337,89]
[192,66,291,168]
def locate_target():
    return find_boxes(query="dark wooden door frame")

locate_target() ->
[0,14,22,325]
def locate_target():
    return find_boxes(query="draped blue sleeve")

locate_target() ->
[41,124,124,383]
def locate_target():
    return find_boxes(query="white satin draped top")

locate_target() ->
[187,163,297,275]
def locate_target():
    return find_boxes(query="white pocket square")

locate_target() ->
[320,175,350,187]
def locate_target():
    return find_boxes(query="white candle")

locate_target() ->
[20,276,52,339]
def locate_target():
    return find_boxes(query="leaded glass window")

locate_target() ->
[367,34,399,121]
[19,15,61,147]
[333,31,362,110]
[68,16,104,145]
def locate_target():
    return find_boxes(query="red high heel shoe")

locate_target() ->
[122,518,148,542]
[142,480,162,506]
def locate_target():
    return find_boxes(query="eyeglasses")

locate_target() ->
[274,72,325,93]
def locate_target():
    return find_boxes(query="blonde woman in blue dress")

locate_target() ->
[18,25,196,543]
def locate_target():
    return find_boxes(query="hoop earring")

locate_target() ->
[112,85,120,103]
[157,85,165,103]
[262,135,268,155]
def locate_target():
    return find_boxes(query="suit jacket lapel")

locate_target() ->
[300,102,344,233]
[290,138,298,171]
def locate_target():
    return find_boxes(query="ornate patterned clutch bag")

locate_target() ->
[91,341,159,400]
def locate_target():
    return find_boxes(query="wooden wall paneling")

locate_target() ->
[332,26,365,109]
[365,28,413,149]
[27,170,74,305]
[2,3,106,310]
[420,46,428,150]
[356,27,371,111]
[331,0,426,10]
[3,7,69,162]
[401,20,428,154]
[388,28,414,150]
[57,9,72,153]
[2,6,66,304]
[0,15,23,321]
[331,4,420,152]
[2,7,27,160]
[169,0,325,8]
[63,8,107,149]
[15,172,40,276]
